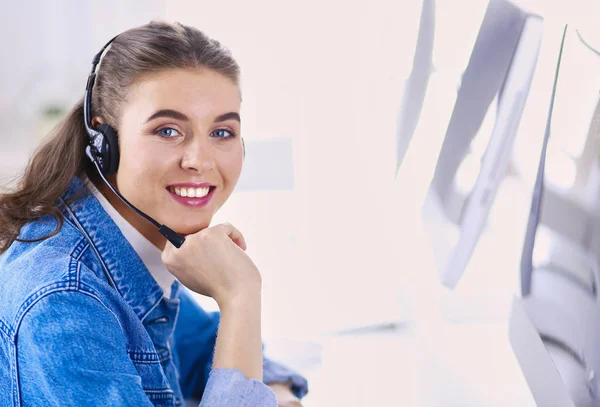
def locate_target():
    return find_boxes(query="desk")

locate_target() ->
[268,322,536,407]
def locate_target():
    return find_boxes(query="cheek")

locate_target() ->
[219,149,244,184]
[116,140,175,193]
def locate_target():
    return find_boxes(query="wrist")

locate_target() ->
[216,286,261,312]
[213,289,263,380]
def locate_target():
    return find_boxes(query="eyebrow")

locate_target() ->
[145,109,241,124]
[145,109,189,123]
[215,112,241,124]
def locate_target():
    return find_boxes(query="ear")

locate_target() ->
[91,117,105,129]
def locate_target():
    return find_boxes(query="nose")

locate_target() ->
[181,136,215,174]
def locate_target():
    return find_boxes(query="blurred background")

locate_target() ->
[3,0,600,405]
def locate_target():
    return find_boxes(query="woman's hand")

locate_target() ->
[161,222,261,307]
[162,222,264,380]
[268,383,303,406]
[163,226,299,398]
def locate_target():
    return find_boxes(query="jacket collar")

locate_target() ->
[60,176,181,322]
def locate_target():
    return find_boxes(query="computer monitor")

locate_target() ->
[422,0,543,288]
[394,0,435,175]
[512,24,600,406]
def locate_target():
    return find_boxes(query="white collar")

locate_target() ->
[89,182,177,298]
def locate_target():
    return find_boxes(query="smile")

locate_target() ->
[168,186,212,198]
[167,185,216,208]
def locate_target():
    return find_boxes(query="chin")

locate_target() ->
[174,222,211,236]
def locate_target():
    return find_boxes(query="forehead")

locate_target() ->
[123,68,241,121]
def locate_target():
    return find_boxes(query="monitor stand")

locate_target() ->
[509,297,577,407]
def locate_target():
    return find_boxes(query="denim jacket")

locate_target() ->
[0,177,308,406]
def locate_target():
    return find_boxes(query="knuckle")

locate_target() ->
[161,251,171,265]
[197,228,212,239]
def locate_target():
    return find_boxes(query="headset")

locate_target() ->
[83,34,244,249]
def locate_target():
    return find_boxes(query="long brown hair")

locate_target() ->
[0,21,240,254]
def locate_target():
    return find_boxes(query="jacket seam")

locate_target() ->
[59,197,120,293]
[140,295,164,324]
[12,283,121,342]
[60,211,78,231]
[127,355,162,364]
[8,238,88,339]
[0,318,11,339]
[10,340,18,407]
[69,239,89,289]
[78,280,125,333]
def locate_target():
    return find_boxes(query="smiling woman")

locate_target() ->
[0,21,307,407]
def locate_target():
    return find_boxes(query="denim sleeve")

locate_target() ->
[17,289,277,407]
[199,369,276,406]
[263,357,309,399]
[16,289,156,406]
[175,288,309,400]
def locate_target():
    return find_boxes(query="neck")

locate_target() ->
[93,178,167,251]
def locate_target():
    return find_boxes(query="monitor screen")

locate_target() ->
[421,0,543,288]
[394,0,435,175]
[512,24,600,406]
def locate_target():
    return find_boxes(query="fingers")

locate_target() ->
[215,222,247,251]
[160,243,176,274]
[161,223,248,252]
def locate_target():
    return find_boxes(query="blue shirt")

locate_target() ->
[0,177,308,406]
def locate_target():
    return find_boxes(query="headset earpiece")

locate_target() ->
[96,123,120,176]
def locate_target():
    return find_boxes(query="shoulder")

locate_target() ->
[13,288,144,407]
[16,288,125,346]
[0,214,112,340]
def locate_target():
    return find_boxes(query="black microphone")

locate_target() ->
[86,147,186,248]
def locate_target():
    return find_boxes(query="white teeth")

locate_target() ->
[196,187,209,197]
[171,186,211,198]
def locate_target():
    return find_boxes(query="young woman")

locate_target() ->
[0,21,307,407]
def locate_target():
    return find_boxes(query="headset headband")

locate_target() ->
[83,35,118,137]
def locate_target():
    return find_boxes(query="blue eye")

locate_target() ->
[212,129,235,138]
[156,127,180,138]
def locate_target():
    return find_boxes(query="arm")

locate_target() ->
[16,290,155,406]
[212,292,263,379]
[264,358,309,400]
[17,288,277,407]
[174,289,309,401]
[267,382,305,407]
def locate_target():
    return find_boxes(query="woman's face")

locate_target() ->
[100,68,243,249]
